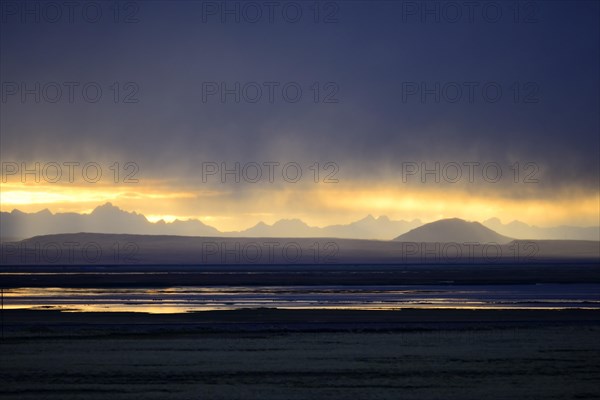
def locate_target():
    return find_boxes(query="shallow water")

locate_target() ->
[3,284,599,313]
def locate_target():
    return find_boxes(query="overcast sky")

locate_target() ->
[1,1,598,229]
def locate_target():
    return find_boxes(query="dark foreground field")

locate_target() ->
[1,309,600,400]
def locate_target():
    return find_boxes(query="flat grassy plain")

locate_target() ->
[1,309,599,400]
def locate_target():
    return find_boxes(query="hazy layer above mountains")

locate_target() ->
[1,203,598,241]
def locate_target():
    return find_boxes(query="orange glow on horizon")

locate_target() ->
[1,180,598,231]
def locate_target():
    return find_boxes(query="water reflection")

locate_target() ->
[3,285,600,313]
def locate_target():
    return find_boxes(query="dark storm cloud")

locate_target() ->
[1,1,598,192]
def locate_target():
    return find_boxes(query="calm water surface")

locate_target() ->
[3,284,599,313]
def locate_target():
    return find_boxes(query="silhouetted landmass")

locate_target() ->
[0,203,220,240]
[483,217,600,241]
[238,214,422,239]
[3,203,598,241]
[2,218,598,292]
[0,203,420,241]
[395,218,513,244]
[1,232,598,268]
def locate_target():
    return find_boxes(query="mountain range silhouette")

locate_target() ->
[1,203,598,241]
